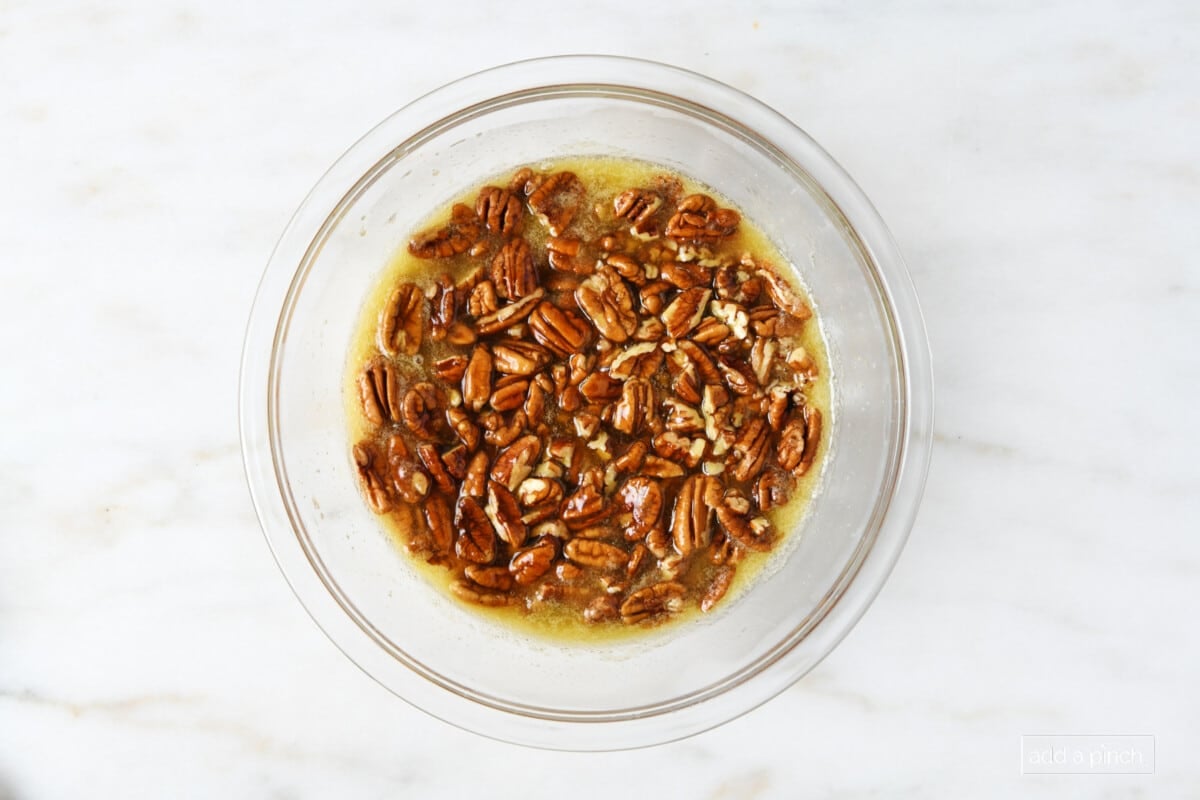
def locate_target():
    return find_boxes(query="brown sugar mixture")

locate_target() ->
[347,157,829,636]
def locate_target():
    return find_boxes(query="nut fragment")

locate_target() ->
[612,188,662,234]
[424,495,453,554]
[465,564,515,591]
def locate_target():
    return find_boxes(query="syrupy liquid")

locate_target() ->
[346,156,831,642]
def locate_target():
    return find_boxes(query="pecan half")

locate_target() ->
[584,594,621,623]
[759,267,813,321]
[575,269,638,344]
[611,378,655,436]
[446,407,481,451]
[401,383,444,440]
[358,358,401,426]
[417,443,455,495]
[490,434,541,491]
[578,372,623,404]
[434,355,468,384]
[491,340,551,376]
[618,476,664,536]
[429,274,456,342]
[620,581,685,623]
[468,280,499,318]
[664,194,739,242]
[409,203,482,258]
[754,469,793,512]
[489,377,529,412]
[509,535,558,585]
[485,479,527,549]
[527,171,585,235]
[353,442,391,514]
[700,565,735,612]
[528,300,592,356]
[661,287,712,339]
[515,477,564,524]
[454,495,496,564]
[461,346,493,412]
[612,188,662,235]
[465,565,514,591]
[607,342,663,381]
[476,186,523,236]
[463,450,489,497]
[670,474,717,556]
[391,459,431,503]
[561,483,611,530]
[449,580,514,606]
[474,289,545,336]
[729,417,771,483]
[490,237,538,300]
[564,539,627,570]
[379,283,424,356]
[798,405,822,475]
[660,261,711,290]
[424,495,453,554]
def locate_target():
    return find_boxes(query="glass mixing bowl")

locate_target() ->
[239,55,933,750]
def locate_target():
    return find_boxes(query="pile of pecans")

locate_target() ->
[352,166,822,626]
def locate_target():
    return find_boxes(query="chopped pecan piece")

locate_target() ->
[583,594,621,623]
[434,355,468,384]
[391,459,432,503]
[578,372,624,404]
[446,407,481,451]
[489,377,530,412]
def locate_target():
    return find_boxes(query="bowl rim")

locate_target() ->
[239,54,934,750]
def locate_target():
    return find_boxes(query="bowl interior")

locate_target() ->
[268,86,902,721]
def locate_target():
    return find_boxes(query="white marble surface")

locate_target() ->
[2,0,1198,796]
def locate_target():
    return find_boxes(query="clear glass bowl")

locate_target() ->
[239,55,933,750]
